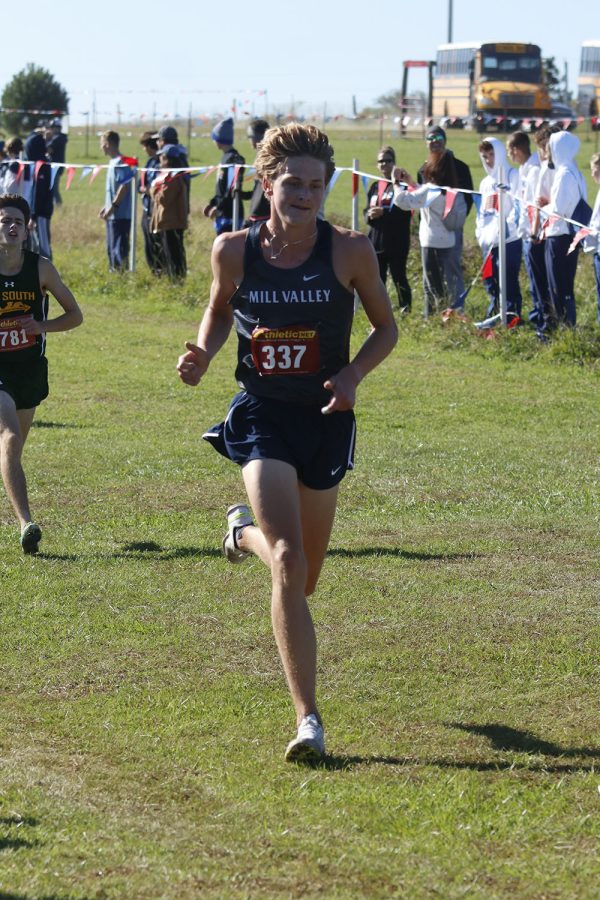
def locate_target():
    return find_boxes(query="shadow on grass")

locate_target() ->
[328,547,481,561]
[317,723,600,773]
[116,541,222,560]
[0,815,40,856]
[31,420,83,429]
[447,722,600,761]
[318,753,599,774]
[33,543,479,564]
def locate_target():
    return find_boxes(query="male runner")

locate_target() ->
[177,124,397,762]
[0,194,83,553]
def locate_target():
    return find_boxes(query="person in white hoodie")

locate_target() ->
[537,130,587,328]
[584,153,600,324]
[507,131,546,326]
[475,138,522,327]
[392,150,466,315]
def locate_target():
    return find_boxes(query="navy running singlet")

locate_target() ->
[0,250,47,363]
[231,220,355,406]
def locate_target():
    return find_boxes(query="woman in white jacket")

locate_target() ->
[392,151,465,315]
[584,152,600,325]
[475,137,522,324]
[538,130,587,328]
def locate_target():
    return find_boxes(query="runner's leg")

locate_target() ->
[0,395,36,528]
[239,458,320,724]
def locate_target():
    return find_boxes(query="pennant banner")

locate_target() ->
[443,189,457,219]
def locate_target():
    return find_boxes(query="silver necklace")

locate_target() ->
[265,228,318,260]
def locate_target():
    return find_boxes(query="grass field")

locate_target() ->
[0,128,599,898]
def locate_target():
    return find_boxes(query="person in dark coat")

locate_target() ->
[203,117,245,234]
[364,146,412,311]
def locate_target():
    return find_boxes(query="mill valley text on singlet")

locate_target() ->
[231,220,354,406]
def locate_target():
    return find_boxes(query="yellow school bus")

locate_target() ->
[433,42,551,126]
[577,40,600,117]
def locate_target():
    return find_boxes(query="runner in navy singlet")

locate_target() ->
[0,194,83,554]
[177,125,397,762]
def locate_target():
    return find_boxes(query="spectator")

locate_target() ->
[24,128,53,259]
[538,131,587,329]
[418,125,473,316]
[154,125,190,211]
[203,117,245,234]
[393,151,465,315]
[364,145,412,311]
[98,130,133,273]
[475,138,522,328]
[0,139,34,209]
[139,132,164,275]
[584,152,600,324]
[150,146,188,280]
[242,118,271,227]
[45,118,68,205]
[507,130,547,326]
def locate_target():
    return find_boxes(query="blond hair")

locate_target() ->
[254,123,335,184]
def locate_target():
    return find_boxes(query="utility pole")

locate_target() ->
[448,0,453,43]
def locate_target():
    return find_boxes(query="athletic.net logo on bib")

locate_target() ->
[251,325,320,376]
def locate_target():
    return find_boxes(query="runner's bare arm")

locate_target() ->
[322,230,398,415]
[177,232,244,386]
[21,259,83,335]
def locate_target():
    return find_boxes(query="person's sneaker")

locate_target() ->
[474,312,502,330]
[222,503,253,563]
[20,522,42,555]
[285,714,325,763]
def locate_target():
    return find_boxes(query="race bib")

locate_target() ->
[0,317,36,353]
[251,325,320,376]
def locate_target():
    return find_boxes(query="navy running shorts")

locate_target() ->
[0,356,49,410]
[203,390,356,490]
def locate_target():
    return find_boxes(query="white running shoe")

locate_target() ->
[222,503,253,563]
[474,312,502,330]
[285,714,325,763]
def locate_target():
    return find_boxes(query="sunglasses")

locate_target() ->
[377,158,394,164]
[427,136,444,144]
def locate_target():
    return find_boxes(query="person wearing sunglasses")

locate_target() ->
[418,126,473,316]
[364,146,412,312]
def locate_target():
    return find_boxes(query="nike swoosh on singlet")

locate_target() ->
[303,274,319,282]
[330,465,343,476]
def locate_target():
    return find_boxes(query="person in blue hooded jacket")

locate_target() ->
[203,117,245,234]
[24,129,53,259]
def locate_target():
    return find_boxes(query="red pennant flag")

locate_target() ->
[377,179,388,205]
[541,214,560,235]
[16,162,25,182]
[65,166,76,190]
[568,228,590,254]
[120,155,138,167]
[443,189,457,219]
[34,160,45,180]
[89,165,103,185]
[202,165,217,181]
[481,251,493,280]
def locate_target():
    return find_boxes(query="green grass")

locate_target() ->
[0,130,599,898]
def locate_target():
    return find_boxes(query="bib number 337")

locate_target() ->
[251,325,320,376]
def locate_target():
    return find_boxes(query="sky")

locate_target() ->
[1,0,595,128]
